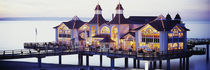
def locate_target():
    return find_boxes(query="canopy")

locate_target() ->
[100,37,115,43]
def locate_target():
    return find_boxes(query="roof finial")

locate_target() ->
[97,0,99,5]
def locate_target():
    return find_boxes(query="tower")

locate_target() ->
[174,13,181,21]
[116,3,124,14]
[95,4,102,15]
[166,13,172,20]
[88,4,107,45]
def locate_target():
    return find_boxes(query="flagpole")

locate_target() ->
[35,27,37,43]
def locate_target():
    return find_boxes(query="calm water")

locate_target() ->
[0,20,209,70]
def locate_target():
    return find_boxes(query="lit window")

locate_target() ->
[91,26,96,37]
[101,26,110,34]
[179,33,183,38]
[112,26,118,48]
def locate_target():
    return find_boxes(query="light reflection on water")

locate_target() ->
[0,20,209,70]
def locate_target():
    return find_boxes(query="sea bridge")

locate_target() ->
[0,38,209,70]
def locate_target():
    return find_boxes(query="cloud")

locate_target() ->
[0,0,209,21]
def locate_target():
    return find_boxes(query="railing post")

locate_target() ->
[29,49,31,55]
[21,50,23,55]
[12,50,14,56]
[3,51,5,56]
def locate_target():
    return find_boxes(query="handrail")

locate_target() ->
[0,45,206,59]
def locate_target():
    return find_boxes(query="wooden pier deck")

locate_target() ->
[0,38,209,69]
[0,47,205,60]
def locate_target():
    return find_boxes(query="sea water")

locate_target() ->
[0,20,209,70]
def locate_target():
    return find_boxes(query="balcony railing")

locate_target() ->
[59,34,71,38]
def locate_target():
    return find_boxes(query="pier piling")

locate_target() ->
[180,58,182,70]
[159,60,162,69]
[153,61,156,69]
[186,57,189,70]
[133,58,136,68]
[125,57,128,68]
[207,44,209,62]
[86,55,89,66]
[38,57,42,68]
[110,57,115,68]
[137,60,140,68]
[100,55,102,67]
[167,59,170,70]
[78,54,83,66]
[78,54,80,65]
[149,61,153,70]
[183,57,186,70]
[81,54,83,66]
[59,55,62,64]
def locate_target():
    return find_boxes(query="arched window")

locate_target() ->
[112,26,118,48]
[173,28,179,37]
[91,26,96,37]
[145,28,154,37]
[101,26,110,34]
[112,26,118,40]
[140,25,160,50]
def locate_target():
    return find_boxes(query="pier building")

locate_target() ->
[54,3,189,53]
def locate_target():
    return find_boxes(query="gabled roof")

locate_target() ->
[100,36,115,42]
[134,25,145,30]
[175,24,190,31]
[109,14,129,24]
[128,16,157,24]
[62,16,86,29]
[88,14,107,25]
[149,20,182,31]
[53,25,60,29]
[53,16,86,29]
[120,32,135,39]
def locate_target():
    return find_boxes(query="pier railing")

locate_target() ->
[187,38,210,45]
[0,44,205,59]
[1,38,207,59]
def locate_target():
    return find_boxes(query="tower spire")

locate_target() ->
[95,4,102,14]
[116,3,124,14]
[166,13,172,20]
[97,0,99,5]
[174,13,181,20]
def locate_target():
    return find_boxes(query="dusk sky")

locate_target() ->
[0,0,209,21]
